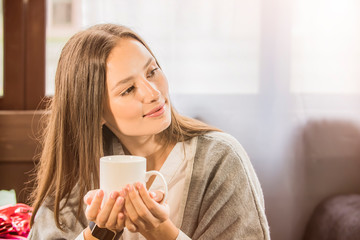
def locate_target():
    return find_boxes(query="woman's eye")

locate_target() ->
[121,86,135,96]
[147,67,159,78]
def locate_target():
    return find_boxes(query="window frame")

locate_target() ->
[0,0,46,110]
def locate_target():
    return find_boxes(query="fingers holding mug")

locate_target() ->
[105,195,125,230]
[85,189,104,221]
[96,191,119,228]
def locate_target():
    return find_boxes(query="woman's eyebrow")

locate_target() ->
[112,57,154,92]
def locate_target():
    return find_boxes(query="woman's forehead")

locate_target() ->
[112,38,150,56]
[106,38,154,84]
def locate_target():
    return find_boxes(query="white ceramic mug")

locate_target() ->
[100,155,168,204]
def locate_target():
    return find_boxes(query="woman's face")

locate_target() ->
[103,38,171,138]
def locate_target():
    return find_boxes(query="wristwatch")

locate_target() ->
[89,221,123,240]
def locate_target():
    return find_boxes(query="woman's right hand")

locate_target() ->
[85,189,165,205]
[84,189,125,233]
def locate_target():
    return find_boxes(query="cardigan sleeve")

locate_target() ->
[180,132,270,240]
[28,186,88,240]
[28,203,86,240]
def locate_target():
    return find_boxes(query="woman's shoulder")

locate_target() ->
[196,131,247,157]
[191,131,265,202]
[201,131,239,143]
[193,131,265,207]
[190,131,252,173]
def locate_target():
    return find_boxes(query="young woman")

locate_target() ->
[29,24,270,240]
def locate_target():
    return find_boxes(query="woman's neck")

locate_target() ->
[118,134,175,171]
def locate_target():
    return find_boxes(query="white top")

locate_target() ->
[76,136,197,240]
[121,137,197,240]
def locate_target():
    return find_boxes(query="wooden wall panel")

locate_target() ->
[0,0,25,109]
[0,162,35,204]
[0,0,46,110]
[0,111,44,203]
[25,0,46,110]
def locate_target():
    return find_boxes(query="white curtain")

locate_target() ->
[80,0,261,94]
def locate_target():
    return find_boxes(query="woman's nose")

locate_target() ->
[138,78,160,103]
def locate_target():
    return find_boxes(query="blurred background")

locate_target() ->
[1,0,360,239]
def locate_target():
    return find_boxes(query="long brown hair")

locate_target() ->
[30,24,220,229]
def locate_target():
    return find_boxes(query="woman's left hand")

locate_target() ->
[124,182,179,239]
[84,189,165,205]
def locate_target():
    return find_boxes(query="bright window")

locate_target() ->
[46,0,261,95]
[291,0,360,94]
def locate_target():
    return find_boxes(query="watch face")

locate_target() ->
[90,221,116,240]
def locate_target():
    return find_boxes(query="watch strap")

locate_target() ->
[89,221,123,240]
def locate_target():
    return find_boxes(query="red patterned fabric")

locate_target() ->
[0,204,32,239]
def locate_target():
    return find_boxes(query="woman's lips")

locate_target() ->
[143,103,166,118]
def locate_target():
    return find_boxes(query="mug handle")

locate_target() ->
[145,170,168,204]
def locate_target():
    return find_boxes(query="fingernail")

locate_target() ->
[116,197,123,206]
[136,182,142,189]
[96,190,103,197]
[110,191,117,199]
[150,192,156,198]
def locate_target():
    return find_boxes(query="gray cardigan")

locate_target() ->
[29,130,270,239]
